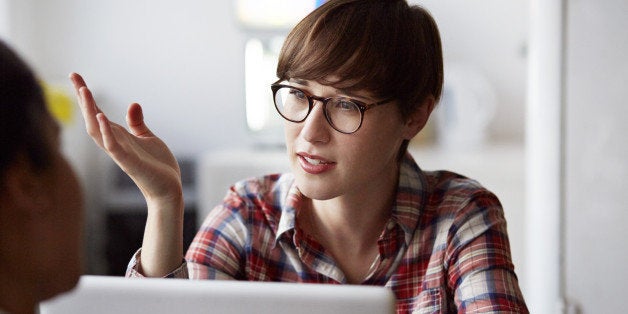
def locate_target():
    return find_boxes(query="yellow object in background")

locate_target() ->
[41,81,74,125]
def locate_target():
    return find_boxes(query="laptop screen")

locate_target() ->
[39,275,396,314]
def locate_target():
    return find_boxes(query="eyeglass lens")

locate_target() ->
[274,86,362,133]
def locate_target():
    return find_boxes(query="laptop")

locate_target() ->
[39,275,396,314]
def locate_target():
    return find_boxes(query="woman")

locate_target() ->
[70,0,527,312]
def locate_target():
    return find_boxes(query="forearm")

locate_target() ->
[139,194,185,277]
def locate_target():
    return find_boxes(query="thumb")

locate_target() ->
[126,103,154,137]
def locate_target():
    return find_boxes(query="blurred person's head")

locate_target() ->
[276,0,443,159]
[0,40,84,314]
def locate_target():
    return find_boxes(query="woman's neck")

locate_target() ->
[305,163,399,250]
[299,186,394,283]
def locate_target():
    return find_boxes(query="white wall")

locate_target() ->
[0,0,9,39]
[416,0,528,142]
[564,0,628,312]
[8,0,251,157]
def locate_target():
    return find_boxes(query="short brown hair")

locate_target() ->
[277,0,443,117]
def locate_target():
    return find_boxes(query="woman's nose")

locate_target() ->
[300,101,331,144]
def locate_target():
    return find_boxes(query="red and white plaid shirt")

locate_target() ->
[128,154,528,313]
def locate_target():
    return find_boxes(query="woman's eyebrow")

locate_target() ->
[289,78,309,86]
[335,88,371,102]
[288,78,365,99]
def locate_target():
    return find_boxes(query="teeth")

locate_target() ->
[303,156,326,165]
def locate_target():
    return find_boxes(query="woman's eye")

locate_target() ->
[289,89,306,100]
[334,100,356,110]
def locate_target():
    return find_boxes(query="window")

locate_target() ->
[237,0,325,146]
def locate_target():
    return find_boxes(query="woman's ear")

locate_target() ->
[402,96,436,140]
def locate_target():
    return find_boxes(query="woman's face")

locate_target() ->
[283,78,415,201]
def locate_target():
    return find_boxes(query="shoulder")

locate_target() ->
[398,155,503,229]
[207,173,295,230]
[423,170,501,211]
[421,170,509,249]
[419,170,506,237]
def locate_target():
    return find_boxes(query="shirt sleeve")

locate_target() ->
[125,187,252,280]
[445,191,529,313]
[125,248,189,279]
[184,189,250,280]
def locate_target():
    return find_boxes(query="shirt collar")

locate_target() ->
[275,174,301,243]
[273,153,426,245]
[390,153,427,245]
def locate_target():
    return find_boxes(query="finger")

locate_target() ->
[69,73,90,107]
[78,86,105,146]
[69,72,103,146]
[97,112,126,160]
[69,73,102,113]
[126,103,155,137]
[69,72,86,112]
[69,72,87,94]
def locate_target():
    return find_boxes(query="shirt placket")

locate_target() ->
[293,227,346,283]
[363,221,407,285]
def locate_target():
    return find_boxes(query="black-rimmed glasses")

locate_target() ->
[271,84,392,134]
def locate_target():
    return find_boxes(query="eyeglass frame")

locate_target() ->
[271,83,393,134]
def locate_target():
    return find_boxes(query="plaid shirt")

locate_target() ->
[128,154,528,313]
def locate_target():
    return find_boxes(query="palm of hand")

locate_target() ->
[70,72,183,205]
[108,121,182,201]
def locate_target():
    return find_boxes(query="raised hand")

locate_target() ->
[69,73,182,206]
[69,72,183,276]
